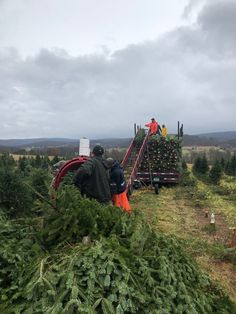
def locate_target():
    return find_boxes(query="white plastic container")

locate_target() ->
[210,213,215,224]
[79,138,90,156]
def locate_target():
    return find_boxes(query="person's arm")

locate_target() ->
[145,123,151,127]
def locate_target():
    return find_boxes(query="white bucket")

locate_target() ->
[79,138,90,156]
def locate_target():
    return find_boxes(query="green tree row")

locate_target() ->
[192,154,236,183]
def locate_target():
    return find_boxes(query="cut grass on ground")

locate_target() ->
[130,185,236,303]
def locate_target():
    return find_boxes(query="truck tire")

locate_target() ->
[154,184,159,194]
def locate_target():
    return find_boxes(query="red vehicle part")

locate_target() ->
[53,156,89,190]
[121,129,150,195]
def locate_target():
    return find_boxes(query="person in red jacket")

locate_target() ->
[145,118,159,135]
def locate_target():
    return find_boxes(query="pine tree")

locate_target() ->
[192,157,202,174]
[50,155,60,166]
[220,157,225,170]
[29,168,51,199]
[182,160,187,170]
[231,154,236,176]
[0,152,15,169]
[209,160,223,184]
[225,155,236,176]
[34,154,42,168]
[18,156,29,173]
[0,168,32,217]
[193,155,209,175]
[200,155,209,174]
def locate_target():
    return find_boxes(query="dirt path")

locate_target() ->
[131,186,236,302]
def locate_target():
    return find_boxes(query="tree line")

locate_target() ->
[185,154,236,184]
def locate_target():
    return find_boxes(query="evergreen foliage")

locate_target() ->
[139,137,182,172]
[39,187,134,249]
[18,156,30,173]
[209,161,223,184]
[29,168,51,200]
[0,152,15,168]
[50,155,61,165]
[225,155,236,176]
[1,187,236,313]
[0,167,32,217]
[192,155,209,175]
[181,160,187,170]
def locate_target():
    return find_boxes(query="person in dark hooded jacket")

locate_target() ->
[107,158,131,213]
[74,145,111,203]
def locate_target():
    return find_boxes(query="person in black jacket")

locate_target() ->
[107,158,131,213]
[74,145,111,203]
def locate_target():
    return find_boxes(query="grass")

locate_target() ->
[130,183,236,303]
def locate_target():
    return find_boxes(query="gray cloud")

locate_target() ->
[0,0,236,139]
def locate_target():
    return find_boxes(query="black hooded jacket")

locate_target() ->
[109,161,126,195]
[74,156,111,203]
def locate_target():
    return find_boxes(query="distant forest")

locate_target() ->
[0,132,236,158]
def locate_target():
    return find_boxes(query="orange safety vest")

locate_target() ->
[145,121,158,134]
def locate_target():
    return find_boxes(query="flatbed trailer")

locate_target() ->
[122,123,183,195]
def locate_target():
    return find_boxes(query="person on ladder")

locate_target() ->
[145,118,161,135]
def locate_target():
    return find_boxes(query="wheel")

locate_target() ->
[154,184,159,194]
[133,180,142,189]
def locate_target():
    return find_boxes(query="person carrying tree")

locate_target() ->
[145,118,161,135]
[106,158,131,214]
[74,144,111,203]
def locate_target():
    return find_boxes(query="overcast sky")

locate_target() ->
[0,0,235,139]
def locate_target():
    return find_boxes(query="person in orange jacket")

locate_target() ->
[145,118,161,135]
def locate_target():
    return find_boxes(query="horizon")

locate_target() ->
[0,130,236,141]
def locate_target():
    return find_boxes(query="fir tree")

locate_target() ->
[182,159,188,170]
[231,154,236,176]
[50,155,60,166]
[192,157,202,174]
[209,160,223,184]
[18,156,29,173]
[34,154,42,168]
[0,152,15,169]
[29,168,51,199]
[0,168,32,217]
[193,155,209,175]
[225,155,236,176]
[200,154,209,174]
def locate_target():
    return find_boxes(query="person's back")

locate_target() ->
[109,160,126,194]
[107,158,131,213]
[74,145,111,203]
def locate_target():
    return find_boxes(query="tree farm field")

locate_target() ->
[130,177,236,303]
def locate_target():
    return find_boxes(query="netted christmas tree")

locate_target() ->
[139,136,182,172]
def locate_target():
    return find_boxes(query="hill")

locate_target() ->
[0,131,236,153]
[198,131,236,140]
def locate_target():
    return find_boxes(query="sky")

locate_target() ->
[0,0,235,139]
